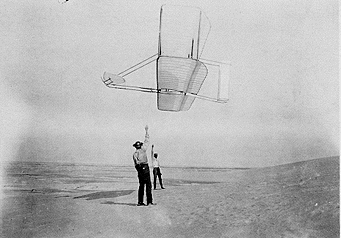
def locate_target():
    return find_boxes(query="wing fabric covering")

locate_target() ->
[157,56,208,111]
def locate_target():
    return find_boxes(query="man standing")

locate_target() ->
[132,125,154,206]
[151,145,165,190]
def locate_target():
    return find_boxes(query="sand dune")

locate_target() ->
[1,157,339,238]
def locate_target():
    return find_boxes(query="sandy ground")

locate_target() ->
[1,156,339,238]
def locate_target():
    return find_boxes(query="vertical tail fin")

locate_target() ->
[218,62,230,101]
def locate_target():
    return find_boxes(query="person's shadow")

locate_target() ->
[102,201,137,207]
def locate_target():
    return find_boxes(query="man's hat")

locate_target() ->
[133,141,143,148]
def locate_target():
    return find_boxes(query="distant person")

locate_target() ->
[132,125,154,206]
[151,145,165,190]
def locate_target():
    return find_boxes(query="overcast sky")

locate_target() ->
[0,0,339,168]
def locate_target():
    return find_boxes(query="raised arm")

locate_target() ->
[151,144,154,160]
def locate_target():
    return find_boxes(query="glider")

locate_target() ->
[102,4,230,112]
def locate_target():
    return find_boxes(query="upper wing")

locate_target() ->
[158,4,211,60]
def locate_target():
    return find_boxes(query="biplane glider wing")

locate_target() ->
[102,4,230,112]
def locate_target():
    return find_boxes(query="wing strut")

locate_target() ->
[118,53,158,77]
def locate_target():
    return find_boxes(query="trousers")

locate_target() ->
[136,163,153,204]
[153,167,163,189]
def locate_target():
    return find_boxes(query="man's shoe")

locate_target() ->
[147,202,156,206]
[161,187,165,189]
[137,203,146,206]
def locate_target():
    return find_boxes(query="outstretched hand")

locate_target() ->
[145,125,149,131]
[152,144,154,148]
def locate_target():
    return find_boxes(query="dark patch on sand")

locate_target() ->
[74,190,135,200]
